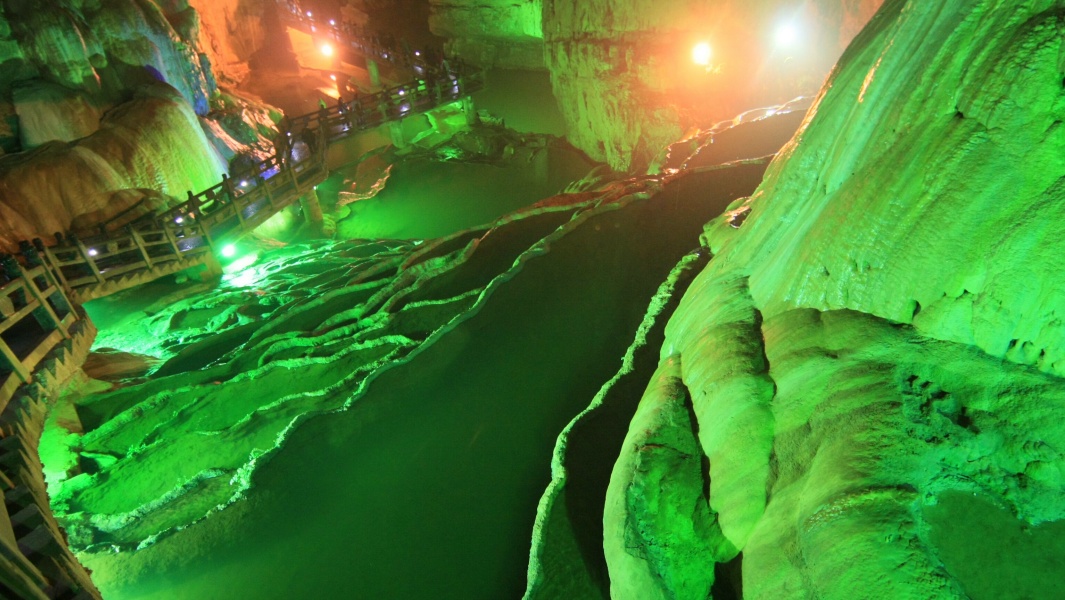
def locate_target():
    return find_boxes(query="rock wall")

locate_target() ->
[0,0,217,140]
[429,0,544,69]
[0,0,280,250]
[543,0,883,171]
[0,82,226,252]
[184,0,270,86]
[608,0,1065,597]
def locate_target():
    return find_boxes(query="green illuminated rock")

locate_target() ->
[0,0,280,251]
[22,0,1065,598]
[615,0,1065,598]
[0,82,226,251]
[603,355,734,600]
[429,0,545,68]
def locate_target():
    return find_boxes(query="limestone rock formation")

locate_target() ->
[429,0,545,69]
[0,0,282,250]
[542,0,883,170]
[48,131,778,597]
[595,0,1065,597]
[0,82,226,251]
[0,0,217,136]
[185,0,271,85]
[11,0,1063,598]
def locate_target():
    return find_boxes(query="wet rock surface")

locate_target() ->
[575,1,1065,598]
[49,113,786,597]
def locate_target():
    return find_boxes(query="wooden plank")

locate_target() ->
[71,238,104,285]
[0,293,18,321]
[64,276,97,288]
[128,228,153,270]
[0,298,41,336]
[40,246,70,291]
[0,369,24,410]
[49,257,88,267]
[160,223,184,258]
[0,340,31,385]
[18,329,63,376]
[98,260,146,280]
[10,264,68,341]
[0,551,50,600]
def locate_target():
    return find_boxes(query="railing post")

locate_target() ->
[69,233,104,285]
[287,148,302,193]
[258,173,276,208]
[160,218,183,258]
[0,254,68,341]
[22,241,74,334]
[127,225,153,270]
[0,332,30,385]
[221,174,237,204]
[187,191,214,248]
[35,236,70,292]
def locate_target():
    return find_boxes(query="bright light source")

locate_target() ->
[414,51,420,56]
[329,74,337,81]
[692,42,712,66]
[329,19,335,26]
[224,253,259,282]
[87,248,98,256]
[240,180,249,187]
[320,43,334,57]
[174,216,184,224]
[306,11,312,17]
[221,244,237,258]
[775,23,799,48]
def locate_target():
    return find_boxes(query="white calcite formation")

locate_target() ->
[0,0,217,130]
[542,0,883,170]
[599,1,1065,598]
[0,83,226,252]
[0,0,281,250]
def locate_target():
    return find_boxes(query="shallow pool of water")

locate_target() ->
[332,143,595,240]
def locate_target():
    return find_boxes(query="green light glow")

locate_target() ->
[222,252,261,287]
[221,244,237,258]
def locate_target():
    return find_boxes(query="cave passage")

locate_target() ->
[77,162,766,600]
[332,141,596,240]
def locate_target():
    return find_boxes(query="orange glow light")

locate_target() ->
[320,43,334,57]
[692,42,712,66]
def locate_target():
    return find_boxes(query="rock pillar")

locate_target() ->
[367,59,381,88]
[461,97,476,125]
[300,188,324,229]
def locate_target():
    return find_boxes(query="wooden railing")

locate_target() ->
[0,251,76,416]
[287,61,484,138]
